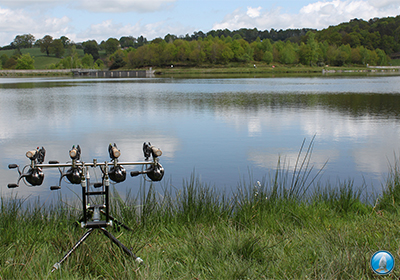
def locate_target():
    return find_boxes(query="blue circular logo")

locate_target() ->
[370,250,395,275]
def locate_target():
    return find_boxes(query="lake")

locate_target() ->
[1,74,400,202]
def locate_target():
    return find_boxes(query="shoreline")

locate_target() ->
[0,65,399,77]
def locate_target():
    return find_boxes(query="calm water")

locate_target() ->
[1,74,400,201]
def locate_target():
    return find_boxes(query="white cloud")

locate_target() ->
[0,0,176,13]
[247,6,262,18]
[78,0,176,13]
[75,18,190,43]
[0,0,399,47]
[213,0,400,31]
[0,7,72,45]
[367,0,400,9]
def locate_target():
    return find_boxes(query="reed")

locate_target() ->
[2,147,400,279]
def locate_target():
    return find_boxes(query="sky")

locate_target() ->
[0,0,399,46]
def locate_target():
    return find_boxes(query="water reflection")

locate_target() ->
[1,76,400,200]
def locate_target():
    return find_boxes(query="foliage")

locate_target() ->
[1,15,399,70]
[82,40,100,60]
[15,53,35,69]
[120,36,136,48]
[109,50,127,70]
[81,53,94,68]
[11,34,35,49]
[104,37,120,55]
[95,58,105,69]
[49,39,65,58]
[38,35,53,56]
[3,57,17,69]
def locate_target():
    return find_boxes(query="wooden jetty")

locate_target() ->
[0,68,155,78]
[71,69,155,78]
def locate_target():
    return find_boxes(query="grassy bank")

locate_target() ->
[1,46,399,77]
[156,62,400,77]
[2,151,400,279]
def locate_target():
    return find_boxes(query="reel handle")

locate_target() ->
[130,170,146,177]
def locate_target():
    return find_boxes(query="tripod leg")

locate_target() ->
[99,227,144,265]
[100,209,133,231]
[51,228,94,273]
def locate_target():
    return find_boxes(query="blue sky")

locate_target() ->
[0,0,399,46]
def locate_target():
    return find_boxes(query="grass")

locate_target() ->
[2,141,400,279]
[0,47,107,70]
[2,47,399,78]
[156,62,400,78]
[391,59,400,66]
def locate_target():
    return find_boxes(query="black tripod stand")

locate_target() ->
[51,161,143,272]
[7,143,164,273]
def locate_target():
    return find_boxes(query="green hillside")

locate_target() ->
[1,15,400,70]
[0,47,95,69]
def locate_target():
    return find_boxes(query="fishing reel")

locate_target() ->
[130,142,164,182]
[107,143,126,183]
[50,145,83,190]
[7,142,165,190]
[7,147,46,188]
[65,145,83,184]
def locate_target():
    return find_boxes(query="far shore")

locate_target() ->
[0,65,399,77]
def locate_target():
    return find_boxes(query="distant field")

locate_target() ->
[0,47,106,69]
[391,59,400,66]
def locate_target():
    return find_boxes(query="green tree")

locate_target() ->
[50,39,65,58]
[120,36,136,48]
[318,41,329,64]
[63,46,81,68]
[306,31,319,65]
[136,36,148,48]
[174,39,190,62]
[350,48,362,64]
[60,36,71,48]
[109,50,126,70]
[327,31,342,46]
[298,43,311,65]
[81,54,94,68]
[250,38,264,61]
[376,48,389,65]
[15,53,35,69]
[272,41,285,62]
[279,41,297,64]
[359,46,370,65]
[39,35,53,56]
[336,44,351,65]
[326,45,338,66]
[3,57,17,69]
[369,50,379,65]
[12,34,35,49]
[188,41,205,65]
[163,42,178,64]
[95,59,104,69]
[164,34,177,43]
[82,40,100,60]
[262,51,273,64]
[147,40,164,66]
[105,38,120,55]
[261,38,273,52]
[0,54,8,68]
[230,40,245,62]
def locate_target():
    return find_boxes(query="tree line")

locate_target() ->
[1,15,399,70]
